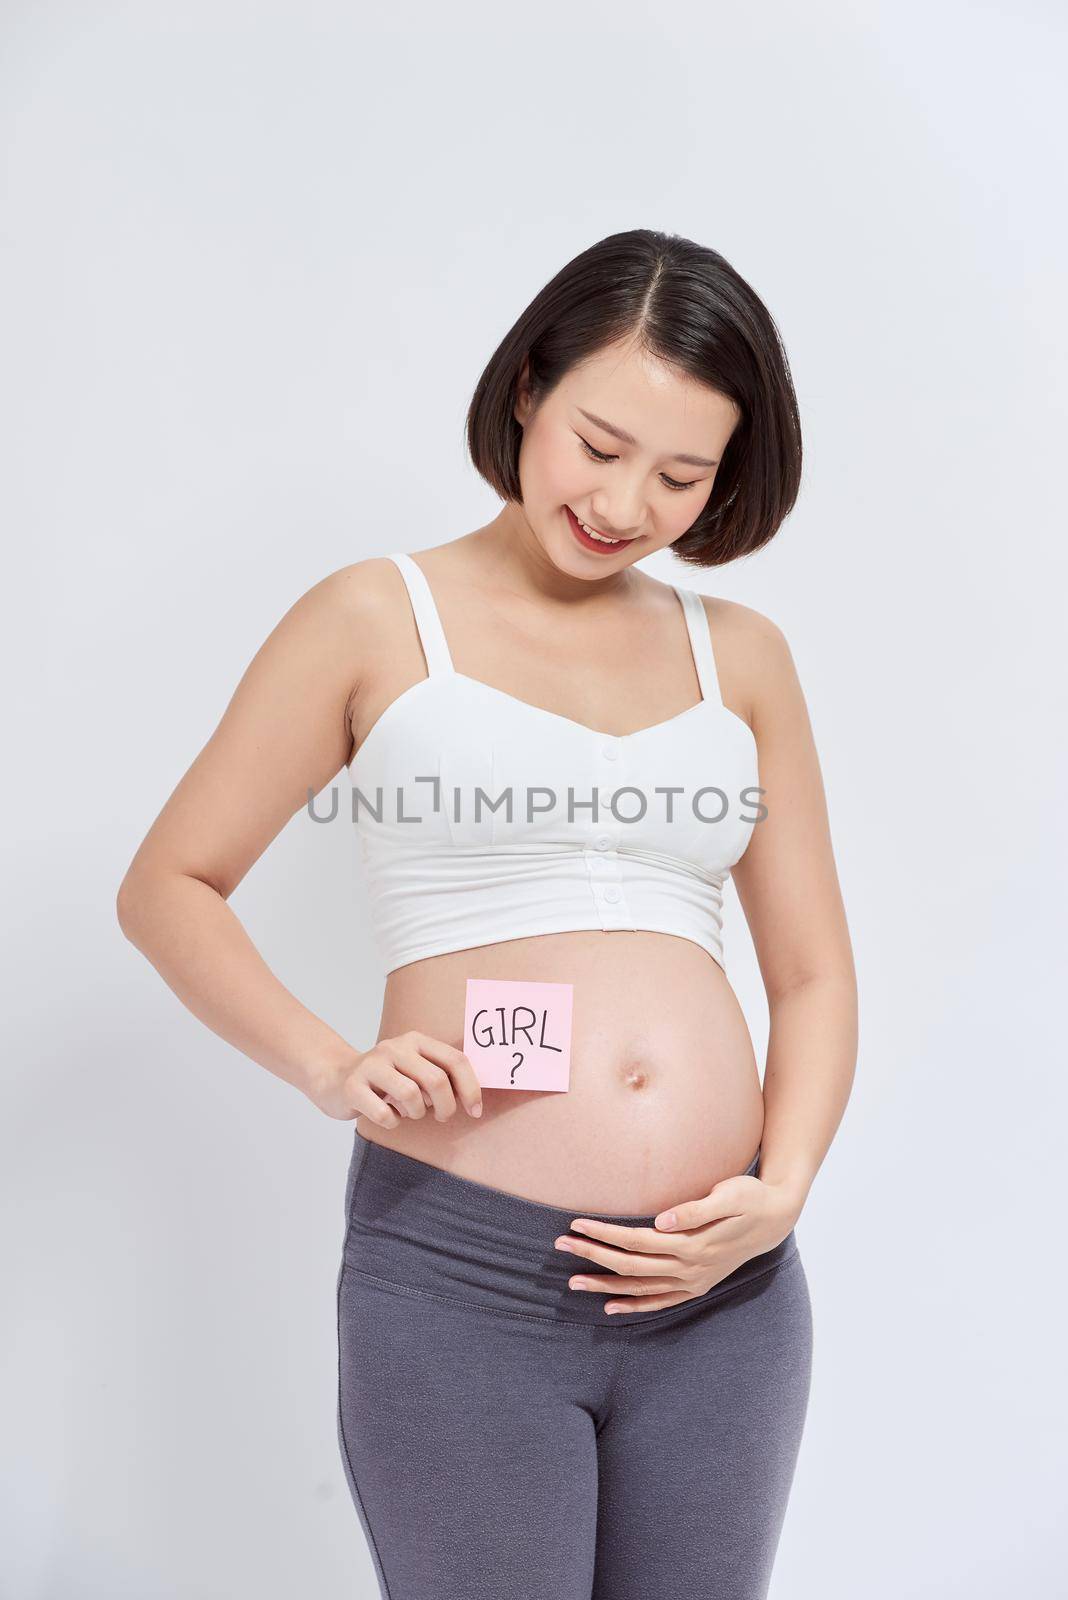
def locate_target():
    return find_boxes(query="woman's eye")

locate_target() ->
[579,438,614,465]
[578,436,698,493]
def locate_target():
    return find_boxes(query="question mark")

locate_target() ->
[510,1051,524,1084]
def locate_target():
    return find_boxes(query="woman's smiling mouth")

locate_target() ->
[565,505,634,552]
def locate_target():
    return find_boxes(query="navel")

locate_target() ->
[620,1063,652,1091]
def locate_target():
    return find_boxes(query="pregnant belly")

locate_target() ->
[358,929,765,1213]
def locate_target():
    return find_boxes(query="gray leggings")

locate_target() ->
[335,1132,812,1599]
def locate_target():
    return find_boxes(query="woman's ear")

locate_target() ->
[513,355,532,427]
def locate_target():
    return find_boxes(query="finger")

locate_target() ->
[566,1218,693,1255]
[367,1046,442,1121]
[351,1080,400,1129]
[555,1235,683,1277]
[653,1182,754,1233]
[569,1274,680,1297]
[379,1064,431,1120]
[391,1049,458,1122]
[406,1033,484,1118]
[605,1291,691,1315]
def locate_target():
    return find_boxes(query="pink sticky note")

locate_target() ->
[463,978,573,1092]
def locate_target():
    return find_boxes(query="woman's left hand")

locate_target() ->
[554,1171,803,1315]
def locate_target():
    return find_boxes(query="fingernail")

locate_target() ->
[470,1103,482,1117]
[657,1212,677,1229]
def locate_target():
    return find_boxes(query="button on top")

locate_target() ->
[601,739,620,761]
[593,834,613,851]
[603,886,622,904]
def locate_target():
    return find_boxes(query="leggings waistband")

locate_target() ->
[341,1134,796,1328]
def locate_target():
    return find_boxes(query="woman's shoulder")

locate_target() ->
[252,559,414,706]
[686,589,800,729]
[693,590,790,651]
[297,555,413,630]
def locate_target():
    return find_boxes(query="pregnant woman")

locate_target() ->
[118,229,857,1600]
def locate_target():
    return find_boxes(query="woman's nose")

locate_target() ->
[589,488,646,539]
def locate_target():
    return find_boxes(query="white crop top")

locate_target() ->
[347,552,761,976]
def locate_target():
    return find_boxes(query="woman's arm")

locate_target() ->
[728,608,859,1215]
[116,562,379,1108]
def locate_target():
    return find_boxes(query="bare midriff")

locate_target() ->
[358,928,764,1215]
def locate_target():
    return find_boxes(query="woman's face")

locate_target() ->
[513,336,740,576]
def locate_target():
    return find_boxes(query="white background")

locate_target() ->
[2,3,1065,1595]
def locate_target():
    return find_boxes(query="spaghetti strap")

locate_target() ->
[388,553,455,676]
[674,585,723,706]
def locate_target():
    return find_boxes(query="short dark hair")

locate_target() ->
[465,229,802,568]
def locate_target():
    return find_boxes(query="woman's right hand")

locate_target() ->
[309,1031,484,1126]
